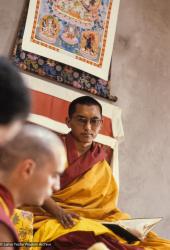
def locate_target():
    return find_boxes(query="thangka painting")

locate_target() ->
[11,1,118,101]
[22,0,120,80]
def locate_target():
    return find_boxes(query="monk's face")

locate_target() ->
[21,144,66,206]
[27,160,61,205]
[67,104,103,144]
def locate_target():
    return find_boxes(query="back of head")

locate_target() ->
[68,96,102,118]
[0,57,30,124]
[0,124,65,173]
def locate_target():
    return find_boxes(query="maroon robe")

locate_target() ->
[60,132,105,189]
[0,184,19,248]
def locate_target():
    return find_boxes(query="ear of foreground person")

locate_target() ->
[0,124,66,248]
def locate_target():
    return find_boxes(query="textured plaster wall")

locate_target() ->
[111,0,170,239]
[0,0,170,238]
[0,0,25,56]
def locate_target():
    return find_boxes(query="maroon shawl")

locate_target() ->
[60,133,105,189]
[0,184,19,246]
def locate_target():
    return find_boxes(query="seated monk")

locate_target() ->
[28,96,170,250]
[0,124,66,248]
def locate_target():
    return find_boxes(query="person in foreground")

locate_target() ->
[29,96,170,250]
[0,124,66,249]
[0,57,30,145]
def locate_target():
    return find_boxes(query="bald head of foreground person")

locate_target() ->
[0,124,66,207]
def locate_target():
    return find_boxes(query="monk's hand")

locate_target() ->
[42,198,80,228]
[55,207,79,228]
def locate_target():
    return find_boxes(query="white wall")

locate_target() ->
[111,0,170,238]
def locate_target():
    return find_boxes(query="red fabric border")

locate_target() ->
[31,90,113,137]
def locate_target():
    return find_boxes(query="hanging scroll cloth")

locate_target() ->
[22,0,120,81]
[12,0,118,101]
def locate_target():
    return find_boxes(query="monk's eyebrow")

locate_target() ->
[75,115,86,118]
[75,115,101,119]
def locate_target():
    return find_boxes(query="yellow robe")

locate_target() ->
[30,160,170,250]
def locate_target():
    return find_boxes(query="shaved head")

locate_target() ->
[0,124,66,172]
[0,124,66,206]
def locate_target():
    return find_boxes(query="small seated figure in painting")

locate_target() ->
[38,15,59,44]
[81,31,99,59]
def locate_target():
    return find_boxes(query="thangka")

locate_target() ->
[22,0,120,80]
[12,1,117,101]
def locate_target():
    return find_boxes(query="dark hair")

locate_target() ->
[0,57,30,124]
[68,96,102,118]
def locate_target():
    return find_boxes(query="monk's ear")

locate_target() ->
[66,117,71,128]
[18,159,36,179]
